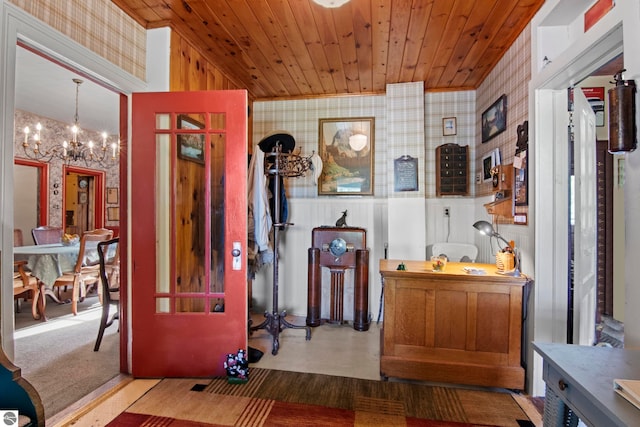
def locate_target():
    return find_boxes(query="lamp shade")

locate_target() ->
[312,0,350,8]
[473,220,495,237]
[348,133,368,151]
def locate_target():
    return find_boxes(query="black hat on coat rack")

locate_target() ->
[258,130,296,153]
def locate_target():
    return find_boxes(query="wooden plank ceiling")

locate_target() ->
[112,0,544,100]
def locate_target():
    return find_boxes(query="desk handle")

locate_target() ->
[558,379,568,391]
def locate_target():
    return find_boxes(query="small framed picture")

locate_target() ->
[177,134,205,164]
[442,117,457,136]
[107,207,120,221]
[106,187,118,204]
[482,154,493,182]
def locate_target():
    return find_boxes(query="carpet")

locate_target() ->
[107,368,533,426]
[13,293,120,418]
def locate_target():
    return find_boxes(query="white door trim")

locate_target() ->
[530,22,623,397]
[0,1,145,356]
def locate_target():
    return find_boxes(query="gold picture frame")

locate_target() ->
[107,207,120,221]
[318,117,374,196]
[106,187,118,204]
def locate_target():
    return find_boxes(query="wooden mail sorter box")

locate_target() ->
[306,227,369,331]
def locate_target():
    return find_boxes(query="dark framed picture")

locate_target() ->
[482,154,493,182]
[481,94,507,143]
[318,117,374,196]
[514,150,528,206]
[177,114,205,130]
[442,117,457,136]
[177,134,205,164]
[106,187,118,204]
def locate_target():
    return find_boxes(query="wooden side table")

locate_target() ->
[306,227,369,331]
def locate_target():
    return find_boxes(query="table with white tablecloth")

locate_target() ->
[14,243,80,289]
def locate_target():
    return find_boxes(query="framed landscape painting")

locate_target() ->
[481,95,507,143]
[318,117,374,196]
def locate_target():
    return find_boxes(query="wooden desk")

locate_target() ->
[379,260,529,390]
[533,342,640,426]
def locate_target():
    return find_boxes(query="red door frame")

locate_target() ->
[62,165,105,231]
[14,158,48,226]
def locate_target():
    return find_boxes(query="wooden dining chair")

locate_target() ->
[94,237,120,351]
[31,226,63,245]
[14,260,44,320]
[51,230,113,315]
[14,228,25,247]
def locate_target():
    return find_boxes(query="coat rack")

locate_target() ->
[250,144,312,355]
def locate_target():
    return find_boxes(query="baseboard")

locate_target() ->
[47,374,132,426]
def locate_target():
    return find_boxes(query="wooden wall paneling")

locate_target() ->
[113,0,544,99]
[175,157,206,312]
[215,1,298,97]
[170,31,183,91]
[169,2,258,93]
[330,1,366,94]
[385,0,412,85]
[425,1,474,88]
[397,1,431,84]
[370,0,392,92]
[310,5,349,94]
[268,1,327,95]
[188,44,207,91]
[287,0,337,94]
[414,1,452,85]
[249,1,314,97]
[448,1,517,88]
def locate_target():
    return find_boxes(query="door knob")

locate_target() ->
[232,242,242,270]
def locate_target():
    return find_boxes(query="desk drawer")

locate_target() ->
[543,360,623,427]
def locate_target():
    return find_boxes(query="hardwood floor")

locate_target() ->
[49,315,543,426]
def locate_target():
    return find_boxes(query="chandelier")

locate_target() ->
[21,78,119,168]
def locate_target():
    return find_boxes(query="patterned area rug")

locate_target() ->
[107,368,533,426]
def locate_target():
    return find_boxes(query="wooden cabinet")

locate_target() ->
[379,260,529,390]
[436,144,468,196]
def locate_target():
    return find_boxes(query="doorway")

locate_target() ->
[63,169,104,236]
[1,4,141,419]
[13,159,49,246]
[532,19,624,396]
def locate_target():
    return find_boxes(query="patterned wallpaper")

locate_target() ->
[475,24,532,199]
[252,96,387,198]
[425,90,477,198]
[253,87,477,200]
[8,0,146,80]
[14,109,120,227]
[385,82,425,198]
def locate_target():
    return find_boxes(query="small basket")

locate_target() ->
[496,252,515,271]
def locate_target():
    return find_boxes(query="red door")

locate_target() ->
[131,91,247,377]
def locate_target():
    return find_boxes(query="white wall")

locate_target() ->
[251,86,479,322]
[530,0,640,396]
